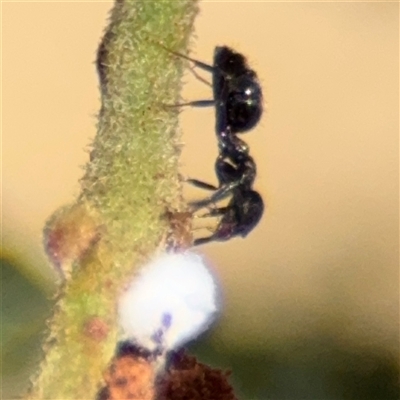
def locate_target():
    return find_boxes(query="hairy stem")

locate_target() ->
[29,1,198,398]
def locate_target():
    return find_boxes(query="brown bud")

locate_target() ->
[43,203,101,278]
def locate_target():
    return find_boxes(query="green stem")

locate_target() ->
[29,1,198,398]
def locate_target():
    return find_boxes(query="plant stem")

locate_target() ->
[29,1,198,398]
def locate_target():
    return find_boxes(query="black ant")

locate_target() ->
[163,45,263,138]
[160,44,265,245]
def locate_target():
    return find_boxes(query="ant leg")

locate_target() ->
[193,235,216,246]
[202,206,230,217]
[190,181,240,210]
[157,44,214,73]
[186,178,218,191]
[150,40,214,72]
[162,100,215,108]
[188,65,212,87]
[190,197,214,210]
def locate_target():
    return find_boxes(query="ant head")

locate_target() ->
[214,46,263,134]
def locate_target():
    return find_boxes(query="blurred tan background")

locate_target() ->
[3,1,399,398]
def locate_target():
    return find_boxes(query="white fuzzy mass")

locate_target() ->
[118,251,219,352]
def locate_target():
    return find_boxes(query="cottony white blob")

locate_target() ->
[118,251,219,352]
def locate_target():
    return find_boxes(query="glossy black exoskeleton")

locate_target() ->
[161,44,265,245]
[188,145,264,246]
[189,138,256,210]
[212,46,263,135]
[192,189,264,246]
[164,46,263,137]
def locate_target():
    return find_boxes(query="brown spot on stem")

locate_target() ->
[83,316,109,342]
[43,203,101,277]
[165,210,193,250]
